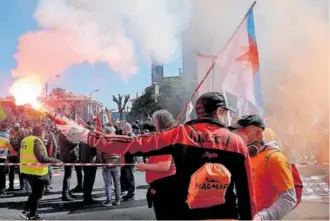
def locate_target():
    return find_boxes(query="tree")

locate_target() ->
[158,76,195,120]
[50,87,66,101]
[48,87,69,114]
[127,86,161,122]
[112,94,130,120]
[0,105,6,120]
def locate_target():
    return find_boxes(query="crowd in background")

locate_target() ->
[0,117,155,205]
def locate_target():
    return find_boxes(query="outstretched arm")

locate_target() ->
[87,125,184,156]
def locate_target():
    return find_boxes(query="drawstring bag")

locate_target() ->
[186,162,231,209]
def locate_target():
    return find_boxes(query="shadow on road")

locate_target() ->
[0,188,106,199]
[0,195,147,215]
[136,185,148,190]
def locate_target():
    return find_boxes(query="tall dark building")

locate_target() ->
[151,64,164,85]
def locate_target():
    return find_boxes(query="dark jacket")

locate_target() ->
[88,119,256,220]
[79,142,96,163]
[124,132,136,164]
[59,133,79,163]
[10,129,25,153]
[49,131,59,158]
[34,139,60,164]
[97,151,120,166]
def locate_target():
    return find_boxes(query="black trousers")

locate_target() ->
[148,175,176,220]
[75,166,83,187]
[8,156,23,189]
[82,166,97,201]
[121,165,135,196]
[62,165,83,196]
[0,159,6,193]
[24,174,48,217]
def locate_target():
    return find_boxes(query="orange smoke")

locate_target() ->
[9,76,43,109]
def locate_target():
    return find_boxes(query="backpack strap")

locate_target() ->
[265,150,280,169]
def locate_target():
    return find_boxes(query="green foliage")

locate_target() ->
[157,76,195,119]
[0,105,6,120]
[127,86,161,122]
[127,75,196,122]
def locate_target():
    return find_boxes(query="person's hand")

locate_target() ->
[136,162,146,171]
[253,214,262,221]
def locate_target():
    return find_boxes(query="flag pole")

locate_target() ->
[176,1,257,121]
[222,90,232,126]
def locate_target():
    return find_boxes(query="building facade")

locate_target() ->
[0,94,103,123]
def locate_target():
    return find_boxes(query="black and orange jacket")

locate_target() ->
[88,119,256,220]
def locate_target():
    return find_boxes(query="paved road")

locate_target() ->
[0,167,329,220]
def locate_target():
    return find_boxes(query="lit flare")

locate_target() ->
[9,76,42,109]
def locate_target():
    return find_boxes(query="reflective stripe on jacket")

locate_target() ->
[20,136,49,176]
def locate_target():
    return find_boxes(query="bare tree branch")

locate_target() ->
[122,94,130,110]
[112,95,120,105]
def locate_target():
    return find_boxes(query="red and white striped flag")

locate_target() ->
[76,117,88,128]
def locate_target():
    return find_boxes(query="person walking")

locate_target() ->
[79,124,97,205]
[97,126,121,207]
[120,123,136,201]
[8,123,25,191]
[79,141,97,204]
[20,126,60,220]
[59,132,79,201]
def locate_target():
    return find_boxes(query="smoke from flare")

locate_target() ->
[12,0,191,80]
[10,0,191,106]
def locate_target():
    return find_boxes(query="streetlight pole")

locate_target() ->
[88,89,99,119]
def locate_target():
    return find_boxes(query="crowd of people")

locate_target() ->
[0,118,154,220]
[0,91,302,220]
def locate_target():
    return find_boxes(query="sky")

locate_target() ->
[0,0,183,109]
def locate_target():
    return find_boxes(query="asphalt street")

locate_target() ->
[0,167,328,220]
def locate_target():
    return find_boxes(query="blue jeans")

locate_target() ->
[102,166,121,201]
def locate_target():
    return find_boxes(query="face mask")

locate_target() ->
[247,140,265,157]
[240,130,260,146]
[218,112,229,127]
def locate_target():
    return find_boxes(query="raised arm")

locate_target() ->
[88,125,184,156]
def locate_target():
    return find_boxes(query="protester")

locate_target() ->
[59,92,256,220]
[79,124,97,205]
[120,122,136,201]
[59,132,79,201]
[140,122,156,163]
[0,123,11,196]
[97,126,121,207]
[8,123,25,191]
[20,125,60,220]
[230,116,297,220]
[44,131,53,193]
[136,110,177,220]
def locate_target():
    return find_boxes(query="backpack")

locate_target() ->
[185,125,232,209]
[186,162,232,209]
[266,150,303,209]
